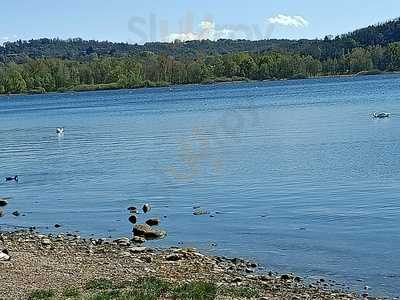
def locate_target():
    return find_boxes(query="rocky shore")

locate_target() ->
[0,230,374,300]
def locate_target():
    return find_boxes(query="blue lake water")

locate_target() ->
[1,75,400,297]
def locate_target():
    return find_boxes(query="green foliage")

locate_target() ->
[2,19,400,96]
[62,287,81,298]
[28,289,55,299]
[85,278,116,290]
[172,281,217,300]
[88,290,121,300]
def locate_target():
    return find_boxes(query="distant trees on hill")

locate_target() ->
[1,18,400,95]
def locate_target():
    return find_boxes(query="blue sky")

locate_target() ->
[1,0,400,44]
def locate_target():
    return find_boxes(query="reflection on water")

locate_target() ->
[1,75,400,297]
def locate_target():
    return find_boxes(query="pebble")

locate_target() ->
[54,224,61,228]
[115,238,130,247]
[0,249,10,261]
[132,236,146,244]
[166,254,182,261]
[41,238,52,246]
[281,274,294,281]
[119,251,132,258]
[128,247,147,253]
[12,211,20,217]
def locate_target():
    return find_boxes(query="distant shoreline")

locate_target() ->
[1,71,399,98]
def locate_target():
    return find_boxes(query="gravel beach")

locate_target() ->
[0,230,372,300]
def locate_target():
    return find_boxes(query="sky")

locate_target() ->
[1,0,400,44]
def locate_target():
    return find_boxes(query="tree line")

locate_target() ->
[1,42,400,95]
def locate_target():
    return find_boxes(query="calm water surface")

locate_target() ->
[1,75,400,297]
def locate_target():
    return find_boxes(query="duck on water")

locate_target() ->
[372,112,391,119]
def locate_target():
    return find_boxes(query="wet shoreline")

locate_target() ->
[0,230,376,300]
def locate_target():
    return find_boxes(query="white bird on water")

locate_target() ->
[56,127,65,134]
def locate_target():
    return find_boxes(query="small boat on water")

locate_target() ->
[372,112,391,119]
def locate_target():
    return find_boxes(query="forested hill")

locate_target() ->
[2,17,400,96]
[1,18,400,62]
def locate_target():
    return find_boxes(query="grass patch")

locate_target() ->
[118,277,171,300]
[88,290,121,300]
[53,277,259,300]
[62,287,81,298]
[28,289,55,299]
[86,278,116,290]
[172,281,217,300]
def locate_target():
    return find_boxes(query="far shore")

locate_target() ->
[0,229,376,300]
[0,70,399,99]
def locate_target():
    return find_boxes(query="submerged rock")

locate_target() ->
[0,209,4,218]
[145,218,160,226]
[193,209,209,216]
[133,224,166,240]
[129,215,137,224]
[127,207,138,213]
[12,211,20,217]
[0,198,9,207]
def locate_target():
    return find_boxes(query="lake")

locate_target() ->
[1,75,400,297]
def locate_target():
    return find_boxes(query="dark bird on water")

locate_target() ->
[5,176,18,182]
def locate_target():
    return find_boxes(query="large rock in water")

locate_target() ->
[133,224,166,240]
[0,198,9,207]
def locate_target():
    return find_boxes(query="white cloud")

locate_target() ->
[268,14,309,27]
[167,21,235,42]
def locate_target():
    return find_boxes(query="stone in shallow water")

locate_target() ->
[0,208,4,218]
[132,236,146,244]
[193,209,209,216]
[145,218,160,226]
[129,215,137,224]
[0,198,9,207]
[142,204,151,213]
[133,224,166,240]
